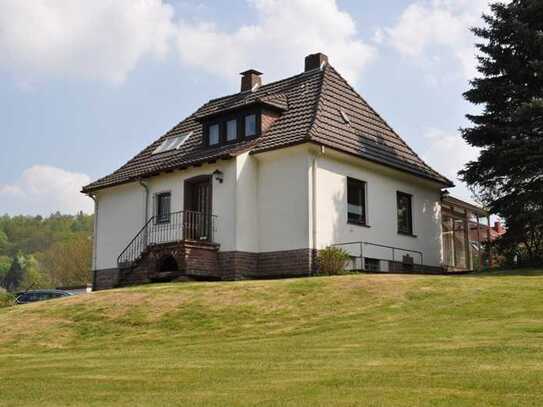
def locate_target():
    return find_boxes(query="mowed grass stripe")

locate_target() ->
[0,271,542,406]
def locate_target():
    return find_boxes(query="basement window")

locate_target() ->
[153,133,191,154]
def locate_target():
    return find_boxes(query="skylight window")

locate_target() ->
[153,132,192,155]
[340,108,351,125]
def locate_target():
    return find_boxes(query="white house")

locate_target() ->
[83,53,485,290]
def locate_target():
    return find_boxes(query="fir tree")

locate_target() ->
[460,0,543,264]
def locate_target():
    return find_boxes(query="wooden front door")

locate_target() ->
[184,176,212,241]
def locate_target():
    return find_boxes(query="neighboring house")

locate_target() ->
[473,221,506,242]
[83,52,479,290]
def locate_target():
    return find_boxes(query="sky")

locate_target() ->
[0,0,493,216]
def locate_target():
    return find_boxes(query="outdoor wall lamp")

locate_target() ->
[213,169,224,183]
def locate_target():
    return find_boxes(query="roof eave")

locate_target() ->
[252,139,453,188]
[81,153,237,194]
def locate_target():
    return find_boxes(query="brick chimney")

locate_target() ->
[305,52,328,71]
[240,69,262,92]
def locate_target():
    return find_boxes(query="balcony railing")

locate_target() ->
[117,210,217,267]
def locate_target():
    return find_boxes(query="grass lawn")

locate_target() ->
[1,270,543,406]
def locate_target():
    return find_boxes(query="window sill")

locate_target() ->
[348,221,371,228]
[398,231,417,238]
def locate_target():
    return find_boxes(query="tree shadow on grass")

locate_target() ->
[462,267,543,278]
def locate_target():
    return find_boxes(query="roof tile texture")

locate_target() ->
[83,64,451,193]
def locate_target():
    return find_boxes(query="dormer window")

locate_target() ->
[226,119,237,142]
[208,123,220,146]
[205,110,262,147]
[245,114,257,138]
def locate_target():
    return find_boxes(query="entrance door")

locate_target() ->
[184,176,212,241]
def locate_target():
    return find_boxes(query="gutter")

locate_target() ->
[252,140,453,188]
[311,145,325,253]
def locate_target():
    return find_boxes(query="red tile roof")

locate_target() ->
[82,64,452,193]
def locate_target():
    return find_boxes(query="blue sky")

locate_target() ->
[0,0,490,216]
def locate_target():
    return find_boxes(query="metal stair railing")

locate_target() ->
[331,241,424,272]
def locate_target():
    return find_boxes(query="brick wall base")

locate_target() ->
[218,248,317,279]
[255,248,317,278]
[218,251,258,280]
[387,261,445,274]
[183,241,221,278]
[93,246,450,290]
[93,268,120,291]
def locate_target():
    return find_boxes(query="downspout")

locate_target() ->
[312,156,318,252]
[311,145,325,258]
[86,193,98,291]
[139,179,150,247]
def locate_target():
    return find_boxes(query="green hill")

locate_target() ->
[1,271,542,406]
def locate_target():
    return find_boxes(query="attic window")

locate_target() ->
[340,108,351,125]
[153,132,192,154]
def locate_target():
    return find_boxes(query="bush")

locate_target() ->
[0,291,15,308]
[317,247,350,275]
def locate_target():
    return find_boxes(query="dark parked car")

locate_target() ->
[15,290,73,304]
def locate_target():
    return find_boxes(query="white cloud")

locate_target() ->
[175,0,376,83]
[380,0,492,80]
[0,166,93,216]
[0,0,375,84]
[421,128,480,202]
[0,0,175,83]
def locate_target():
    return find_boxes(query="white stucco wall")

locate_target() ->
[235,152,259,252]
[93,142,443,270]
[255,145,311,252]
[94,182,146,270]
[312,148,443,266]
